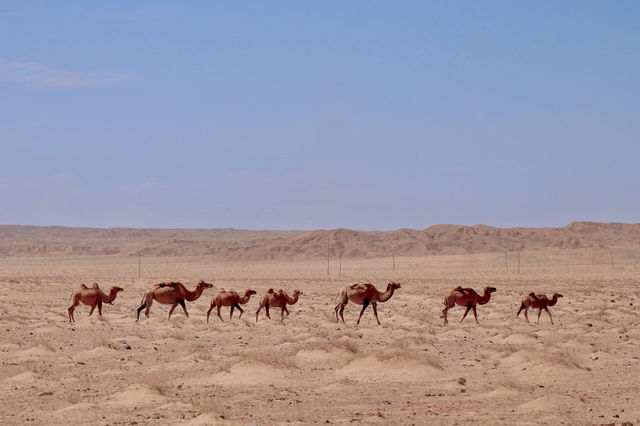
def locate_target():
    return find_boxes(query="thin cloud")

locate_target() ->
[0,58,129,88]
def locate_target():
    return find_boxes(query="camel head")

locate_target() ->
[246,289,257,296]
[198,281,214,290]
[292,290,303,296]
[554,293,563,298]
[388,282,402,290]
[485,286,497,293]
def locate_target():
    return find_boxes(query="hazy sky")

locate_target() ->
[1,1,638,230]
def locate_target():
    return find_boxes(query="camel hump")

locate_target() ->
[155,282,180,289]
[349,283,369,291]
[80,283,89,289]
[454,286,468,293]
[91,283,100,289]
[528,292,539,300]
[267,288,276,294]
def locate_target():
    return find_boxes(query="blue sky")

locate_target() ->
[1,1,638,230]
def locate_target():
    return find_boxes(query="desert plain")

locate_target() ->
[1,229,640,425]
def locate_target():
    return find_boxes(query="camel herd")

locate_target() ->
[67,281,563,326]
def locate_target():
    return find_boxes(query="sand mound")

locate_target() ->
[109,384,167,407]
[336,355,442,382]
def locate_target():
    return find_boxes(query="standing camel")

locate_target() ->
[334,282,401,325]
[255,289,302,322]
[206,288,257,323]
[136,281,213,321]
[442,286,496,325]
[68,283,123,323]
[517,292,563,324]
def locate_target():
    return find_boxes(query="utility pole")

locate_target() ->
[393,254,395,272]
[327,239,330,275]
[517,251,520,274]
[339,251,342,278]
[138,252,141,278]
[505,252,509,272]
[610,249,614,269]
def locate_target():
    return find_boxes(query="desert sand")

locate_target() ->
[1,239,639,424]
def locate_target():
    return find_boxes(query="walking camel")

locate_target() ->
[206,288,257,323]
[68,283,124,323]
[136,281,213,321]
[255,289,302,322]
[517,292,563,324]
[442,286,497,325]
[334,282,401,325]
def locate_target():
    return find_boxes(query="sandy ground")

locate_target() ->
[1,249,639,425]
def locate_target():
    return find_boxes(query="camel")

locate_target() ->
[206,288,257,323]
[517,292,563,324]
[334,282,401,325]
[136,281,213,321]
[255,288,302,322]
[442,286,497,325]
[67,283,123,323]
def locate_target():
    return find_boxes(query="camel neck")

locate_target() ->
[547,295,559,306]
[185,285,203,302]
[378,285,395,302]
[239,292,253,304]
[287,293,300,305]
[478,289,493,305]
[104,288,119,303]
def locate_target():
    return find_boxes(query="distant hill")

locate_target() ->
[0,222,638,259]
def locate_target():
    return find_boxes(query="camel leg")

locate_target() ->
[255,304,262,323]
[68,299,78,323]
[217,304,224,322]
[281,306,286,322]
[472,304,478,324]
[460,305,472,323]
[517,303,524,318]
[97,301,103,318]
[357,299,370,325]
[206,304,214,324]
[89,305,96,316]
[178,299,189,317]
[442,306,449,325]
[537,308,542,324]
[144,292,154,318]
[372,302,380,325]
[339,305,347,323]
[523,307,530,323]
[229,305,234,320]
[282,305,290,321]
[234,303,243,319]
[265,304,271,320]
[168,303,178,320]
[545,307,553,325]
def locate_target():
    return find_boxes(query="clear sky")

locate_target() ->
[1,1,638,230]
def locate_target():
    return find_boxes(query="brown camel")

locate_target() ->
[334,282,401,325]
[517,292,563,324]
[255,288,302,322]
[136,281,213,321]
[68,283,123,323]
[442,286,497,325]
[206,288,257,323]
